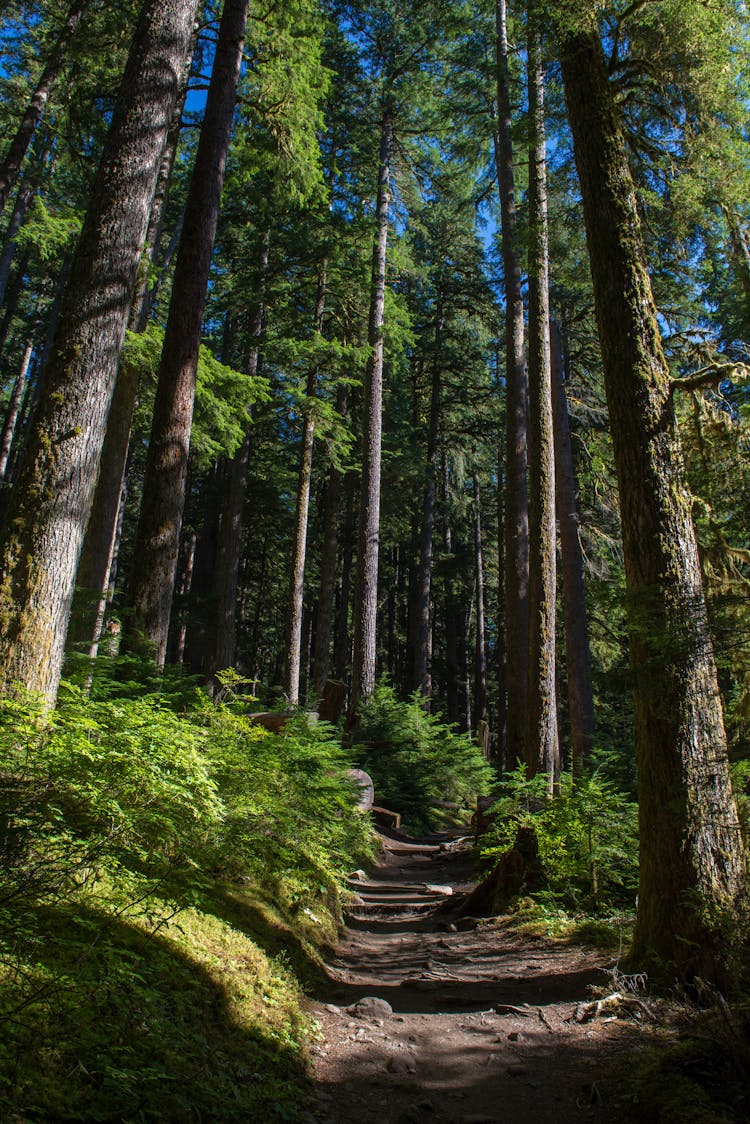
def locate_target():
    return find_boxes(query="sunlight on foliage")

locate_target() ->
[481,766,639,911]
[351,684,494,831]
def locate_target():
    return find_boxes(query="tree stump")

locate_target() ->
[458,825,545,916]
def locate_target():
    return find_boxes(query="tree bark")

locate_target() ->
[350,108,393,716]
[285,261,327,705]
[0,0,89,214]
[551,322,594,777]
[495,427,507,769]
[557,17,745,984]
[66,32,193,666]
[525,11,559,790]
[0,0,200,700]
[494,0,529,768]
[126,0,248,667]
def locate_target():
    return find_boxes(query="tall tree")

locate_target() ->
[285,261,327,705]
[350,106,393,714]
[554,5,745,984]
[524,6,558,787]
[550,321,594,776]
[494,0,529,767]
[0,0,201,699]
[126,0,249,665]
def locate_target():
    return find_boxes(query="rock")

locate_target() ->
[348,767,375,811]
[348,996,393,1020]
[349,869,368,881]
[324,1003,341,1015]
[386,1053,417,1075]
[422,883,453,895]
[507,1030,519,1041]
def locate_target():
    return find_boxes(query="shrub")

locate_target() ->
[350,685,494,831]
[480,765,639,911]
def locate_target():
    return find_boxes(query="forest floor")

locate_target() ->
[305,827,638,1124]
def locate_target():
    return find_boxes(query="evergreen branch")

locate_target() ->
[669,363,749,396]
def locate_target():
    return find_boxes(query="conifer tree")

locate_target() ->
[554,2,745,984]
[0,0,201,699]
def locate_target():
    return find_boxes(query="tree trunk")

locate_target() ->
[0,0,200,700]
[66,32,193,665]
[525,12,559,790]
[0,172,37,307]
[557,18,745,984]
[496,428,507,770]
[334,470,356,685]
[203,231,270,682]
[0,337,34,480]
[551,321,594,777]
[0,0,89,214]
[126,0,248,667]
[443,456,459,726]
[285,262,327,705]
[311,384,347,698]
[494,0,529,768]
[350,108,393,716]
[473,472,489,742]
[0,249,31,366]
[412,310,443,699]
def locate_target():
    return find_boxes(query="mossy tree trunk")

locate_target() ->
[494,0,529,768]
[525,9,559,789]
[557,17,745,984]
[0,0,200,700]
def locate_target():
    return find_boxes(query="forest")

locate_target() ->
[0,0,748,1120]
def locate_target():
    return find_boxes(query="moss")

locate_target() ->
[618,1003,750,1123]
[0,875,322,1122]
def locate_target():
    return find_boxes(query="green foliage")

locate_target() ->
[121,324,270,467]
[481,766,639,911]
[350,684,493,831]
[14,197,82,262]
[0,681,373,1120]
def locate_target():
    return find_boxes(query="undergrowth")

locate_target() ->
[618,998,750,1123]
[350,684,494,831]
[479,765,639,913]
[0,677,373,1121]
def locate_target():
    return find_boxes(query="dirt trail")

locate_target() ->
[307,828,633,1124]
